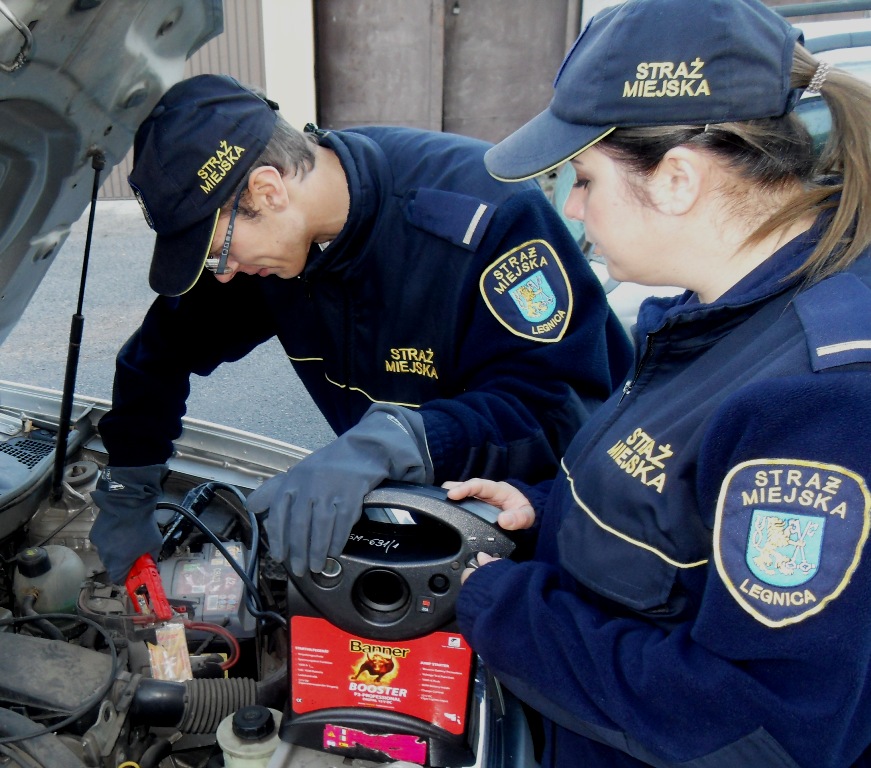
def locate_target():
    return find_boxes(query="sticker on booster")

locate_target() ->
[290,616,473,735]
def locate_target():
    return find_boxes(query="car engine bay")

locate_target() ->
[0,384,531,768]
[0,393,295,768]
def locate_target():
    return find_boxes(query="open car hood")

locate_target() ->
[0,0,222,347]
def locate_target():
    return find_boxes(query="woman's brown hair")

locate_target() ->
[598,42,871,284]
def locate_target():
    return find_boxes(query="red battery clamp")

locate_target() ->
[126,553,173,622]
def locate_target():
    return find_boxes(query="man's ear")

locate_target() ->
[649,146,703,216]
[248,166,288,210]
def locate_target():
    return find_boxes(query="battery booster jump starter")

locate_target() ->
[280,482,516,766]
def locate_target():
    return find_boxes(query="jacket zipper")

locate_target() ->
[620,333,654,403]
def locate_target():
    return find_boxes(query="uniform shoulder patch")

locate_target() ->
[713,459,870,627]
[479,239,573,342]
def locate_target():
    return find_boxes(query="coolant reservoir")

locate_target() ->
[13,545,86,614]
[216,706,282,767]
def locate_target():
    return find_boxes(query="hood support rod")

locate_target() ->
[50,150,106,502]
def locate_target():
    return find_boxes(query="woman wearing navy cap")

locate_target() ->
[448,0,871,765]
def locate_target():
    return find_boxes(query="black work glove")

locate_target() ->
[89,464,168,584]
[248,404,433,577]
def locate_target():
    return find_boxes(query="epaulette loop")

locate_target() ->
[794,273,871,370]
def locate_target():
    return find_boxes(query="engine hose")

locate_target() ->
[129,679,187,728]
[255,664,289,711]
[138,736,173,768]
[20,595,65,642]
[0,709,85,768]
[179,676,257,733]
[130,677,257,734]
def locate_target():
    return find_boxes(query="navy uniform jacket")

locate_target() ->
[458,218,871,767]
[100,126,632,484]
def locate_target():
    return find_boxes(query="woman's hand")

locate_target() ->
[443,478,535,584]
[443,478,536,530]
[460,551,500,584]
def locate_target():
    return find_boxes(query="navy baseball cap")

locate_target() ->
[129,74,279,296]
[484,0,803,182]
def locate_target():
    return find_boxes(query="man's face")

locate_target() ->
[207,201,310,282]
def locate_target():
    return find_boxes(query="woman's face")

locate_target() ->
[563,147,673,286]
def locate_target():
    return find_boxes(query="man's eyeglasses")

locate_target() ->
[204,185,244,275]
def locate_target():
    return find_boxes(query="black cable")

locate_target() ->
[155,502,286,630]
[0,613,118,744]
[0,743,38,768]
[208,481,247,508]
[30,500,91,549]
[208,482,266,620]
[0,489,91,565]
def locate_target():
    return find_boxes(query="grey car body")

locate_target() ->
[0,0,221,346]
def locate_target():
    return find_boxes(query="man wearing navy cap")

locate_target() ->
[89,73,632,583]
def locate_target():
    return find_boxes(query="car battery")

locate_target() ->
[279,483,515,767]
[158,541,256,638]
